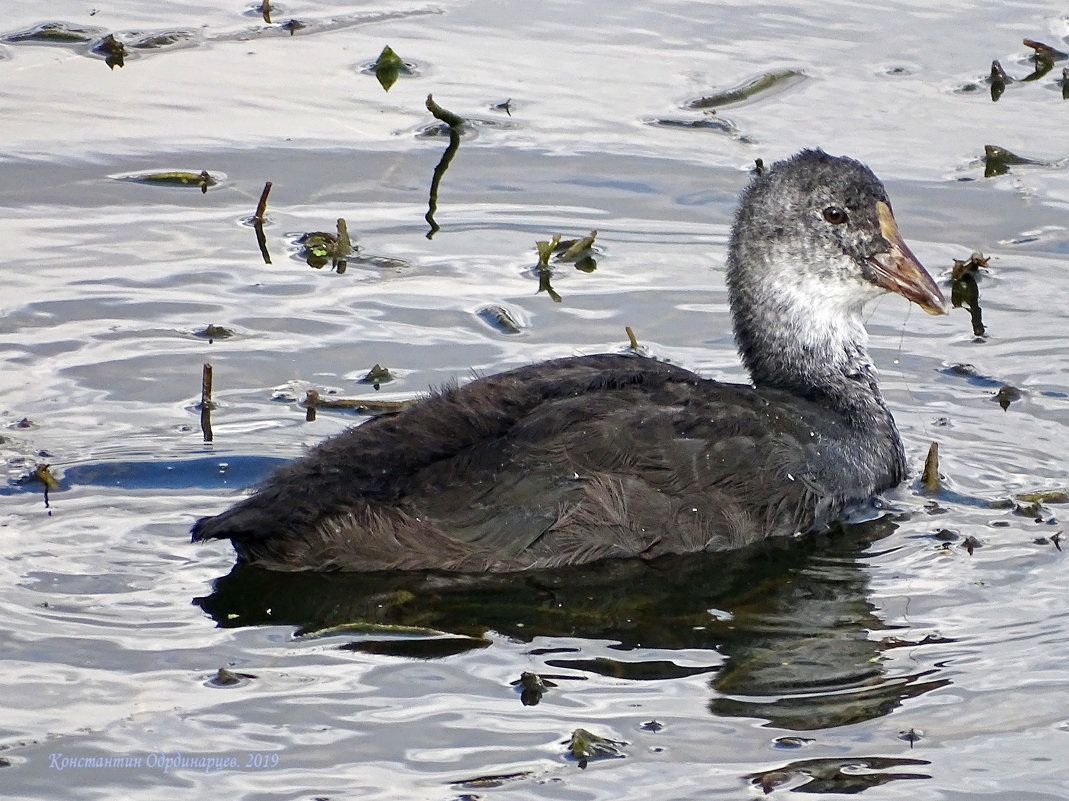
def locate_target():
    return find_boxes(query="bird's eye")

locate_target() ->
[822,206,849,225]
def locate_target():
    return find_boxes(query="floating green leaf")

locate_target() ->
[360,364,393,388]
[535,234,561,267]
[686,69,805,110]
[373,44,407,91]
[120,170,218,192]
[566,728,627,768]
[558,230,598,262]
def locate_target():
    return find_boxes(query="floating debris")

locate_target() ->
[301,620,447,638]
[251,181,273,264]
[303,389,410,415]
[921,442,942,493]
[130,30,198,51]
[510,671,557,706]
[557,230,598,262]
[93,33,126,69]
[194,324,235,343]
[371,44,409,91]
[950,251,988,337]
[492,98,513,116]
[252,181,272,223]
[476,305,523,335]
[424,95,464,238]
[565,728,627,768]
[359,364,393,389]
[297,218,351,271]
[773,736,813,749]
[1023,38,1068,62]
[535,234,561,268]
[449,770,535,790]
[33,464,60,492]
[199,363,214,442]
[995,384,1021,410]
[534,230,599,272]
[333,219,352,272]
[296,230,336,269]
[1022,38,1067,82]
[685,69,806,109]
[281,19,306,35]
[983,144,1050,177]
[989,60,1010,101]
[898,728,924,747]
[749,756,930,794]
[1016,490,1069,504]
[648,115,742,137]
[116,169,219,192]
[3,21,104,44]
[426,94,465,127]
[207,667,257,687]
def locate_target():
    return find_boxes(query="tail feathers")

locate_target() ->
[191,501,271,543]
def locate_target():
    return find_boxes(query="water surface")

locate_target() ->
[2,0,1068,798]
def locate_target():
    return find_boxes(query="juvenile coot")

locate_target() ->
[192,149,949,572]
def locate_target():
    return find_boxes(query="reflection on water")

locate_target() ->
[196,518,949,732]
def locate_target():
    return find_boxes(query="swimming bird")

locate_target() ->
[192,149,949,572]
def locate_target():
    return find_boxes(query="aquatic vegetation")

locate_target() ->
[476,305,523,335]
[371,44,410,91]
[359,364,394,389]
[950,251,990,337]
[565,728,627,768]
[296,218,351,271]
[114,169,220,192]
[685,69,806,110]
[424,95,464,238]
[982,144,1053,177]
[3,21,105,44]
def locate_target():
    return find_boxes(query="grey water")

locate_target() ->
[2,1,1069,798]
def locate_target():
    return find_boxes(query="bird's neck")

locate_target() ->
[733,289,892,422]
[734,296,908,487]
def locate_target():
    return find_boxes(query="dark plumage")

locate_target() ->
[192,149,948,572]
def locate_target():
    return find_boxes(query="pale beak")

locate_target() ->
[867,201,950,315]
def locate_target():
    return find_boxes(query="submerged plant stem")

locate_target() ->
[424,95,464,239]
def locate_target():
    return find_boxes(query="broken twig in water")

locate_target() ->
[424,94,464,238]
[253,181,272,222]
[304,389,410,416]
[200,363,214,442]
